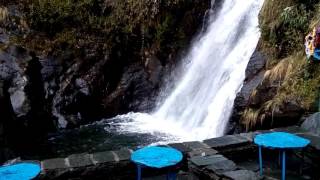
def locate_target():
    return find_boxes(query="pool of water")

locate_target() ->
[30,116,178,160]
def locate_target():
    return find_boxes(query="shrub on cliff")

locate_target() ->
[260,0,312,61]
[22,0,208,64]
[27,0,105,35]
[242,0,320,130]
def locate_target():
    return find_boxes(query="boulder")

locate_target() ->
[301,113,320,136]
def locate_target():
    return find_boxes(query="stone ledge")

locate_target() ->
[239,132,255,142]
[190,155,228,167]
[92,151,115,164]
[68,153,92,168]
[203,135,250,150]
[205,159,237,175]
[40,148,133,178]
[41,158,69,170]
[183,141,211,150]
[114,149,132,161]
[188,148,218,158]
[168,143,192,153]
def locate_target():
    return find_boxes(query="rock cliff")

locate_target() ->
[0,0,211,162]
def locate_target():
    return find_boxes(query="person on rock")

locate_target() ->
[305,28,315,59]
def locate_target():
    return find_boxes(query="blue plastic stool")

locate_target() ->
[131,146,183,180]
[254,132,310,180]
[0,162,41,180]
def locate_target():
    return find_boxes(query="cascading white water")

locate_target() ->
[113,0,265,142]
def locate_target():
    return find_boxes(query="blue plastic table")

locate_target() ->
[131,146,183,180]
[254,132,310,180]
[0,162,41,180]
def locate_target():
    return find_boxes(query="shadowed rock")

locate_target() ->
[301,113,320,136]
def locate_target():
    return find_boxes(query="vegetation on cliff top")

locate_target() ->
[17,0,208,65]
[242,0,320,130]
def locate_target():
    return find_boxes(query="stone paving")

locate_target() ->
[36,125,320,179]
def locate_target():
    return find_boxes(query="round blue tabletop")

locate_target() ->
[254,132,310,149]
[131,146,183,169]
[0,162,41,180]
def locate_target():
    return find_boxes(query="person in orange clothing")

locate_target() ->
[305,29,315,59]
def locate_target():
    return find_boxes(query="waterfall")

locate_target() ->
[113,0,265,142]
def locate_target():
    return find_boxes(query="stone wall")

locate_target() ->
[39,149,135,180]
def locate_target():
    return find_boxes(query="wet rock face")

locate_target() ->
[0,0,211,136]
[0,37,113,130]
[228,50,266,134]
[0,46,55,148]
[229,50,305,133]
[244,52,266,80]
[0,41,162,131]
[49,53,109,128]
[103,62,162,116]
[0,46,30,117]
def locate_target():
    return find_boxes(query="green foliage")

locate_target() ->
[241,0,320,130]
[19,0,208,67]
[261,4,310,58]
[245,53,320,129]
[294,0,320,10]
[155,15,174,45]
[27,0,105,35]
[26,0,190,46]
[259,0,320,112]
[282,59,320,110]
